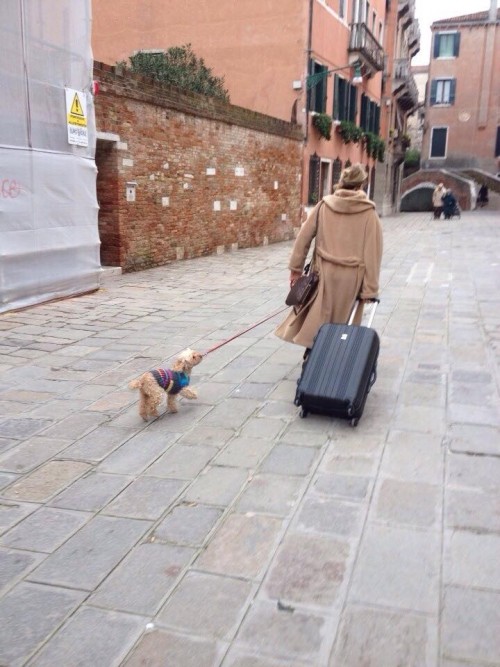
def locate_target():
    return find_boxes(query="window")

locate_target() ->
[433,32,460,58]
[360,94,380,133]
[319,160,331,198]
[339,0,345,19]
[430,127,448,158]
[352,0,365,22]
[430,78,456,105]
[333,75,357,122]
[307,60,328,113]
[496,127,500,157]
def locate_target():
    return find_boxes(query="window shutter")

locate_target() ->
[307,58,313,111]
[449,79,456,105]
[349,84,357,123]
[370,101,377,132]
[454,32,461,56]
[338,77,347,120]
[360,94,368,130]
[374,105,380,135]
[333,74,340,119]
[319,65,327,112]
[332,157,343,186]
[308,154,320,204]
[430,80,438,105]
[433,34,440,58]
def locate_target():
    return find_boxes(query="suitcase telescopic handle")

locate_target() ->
[347,298,380,328]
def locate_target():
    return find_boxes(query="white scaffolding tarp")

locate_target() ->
[0,0,100,313]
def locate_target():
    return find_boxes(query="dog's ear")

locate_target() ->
[171,357,185,372]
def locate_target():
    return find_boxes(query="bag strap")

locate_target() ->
[308,201,323,272]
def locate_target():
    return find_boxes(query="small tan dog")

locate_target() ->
[129,348,203,420]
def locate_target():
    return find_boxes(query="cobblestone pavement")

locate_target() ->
[0,210,499,667]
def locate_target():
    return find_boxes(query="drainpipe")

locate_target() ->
[299,0,314,214]
[305,0,314,143]
[478,0,497,126]
[489,0,497,22]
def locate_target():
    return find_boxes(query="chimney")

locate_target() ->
[490,0,498,22]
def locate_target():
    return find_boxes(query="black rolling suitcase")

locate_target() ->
[294,300,380,426]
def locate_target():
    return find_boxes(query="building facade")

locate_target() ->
[92,0,420,214]
[373,0,420,215]
[421,2,500,173]
[407,64,429,153]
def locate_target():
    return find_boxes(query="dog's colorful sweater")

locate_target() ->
[151,369,190,394]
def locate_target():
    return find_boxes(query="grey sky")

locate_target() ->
[413,0,491,65]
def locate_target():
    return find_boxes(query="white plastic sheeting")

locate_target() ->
[0,0,100,313]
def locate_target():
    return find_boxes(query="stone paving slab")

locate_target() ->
[331,604,436,667]
[0,211,499,666]
[152,503,224,546]
[27,515,151,590]
[90,542,195,615]
[28,605,146,667]
[2,460,92,503]
[0,582,86,667]
[0,507,91,553]
[156,571,253,640]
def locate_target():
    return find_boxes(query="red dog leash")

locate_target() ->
[202,305,289,356]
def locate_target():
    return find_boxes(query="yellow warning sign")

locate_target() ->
[65,88,89,146]
[66,91,87,127]
[70,93,84,117]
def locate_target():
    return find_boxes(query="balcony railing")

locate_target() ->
[348,23,385,72]
[392,58,419,111]
[407,19,420,52]
[393,57,410,81]
[398,0,416,18]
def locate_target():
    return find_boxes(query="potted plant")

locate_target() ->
[401,133,411,150]
[337,120,363,145]
[312,112,333,140]
[362,132,386,162]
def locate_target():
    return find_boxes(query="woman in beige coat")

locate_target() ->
[275,164,383,351]
[432,183,446,219]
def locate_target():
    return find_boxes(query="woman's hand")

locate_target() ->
[290,270,302,286]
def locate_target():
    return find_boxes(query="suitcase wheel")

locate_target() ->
[350,417,359,427]
[300,408,308,419]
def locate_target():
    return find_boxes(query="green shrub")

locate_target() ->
[118,44,230,101]
[362,132,385,162]
[312,113,333,140]
[337,120,363,144]
[404,148,420,167]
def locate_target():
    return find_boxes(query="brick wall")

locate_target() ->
[93,62,303,272]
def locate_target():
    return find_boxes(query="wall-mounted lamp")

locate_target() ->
[306,61,363,89]
[351,64,364,86]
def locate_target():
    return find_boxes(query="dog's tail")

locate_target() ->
[128,378,141,389]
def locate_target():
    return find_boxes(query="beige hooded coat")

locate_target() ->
[432,185,446,207]
[275,189,383,349]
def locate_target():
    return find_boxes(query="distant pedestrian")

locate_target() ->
[432,182,446,219]
[442,189,458,219]
[477,184,489,207]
